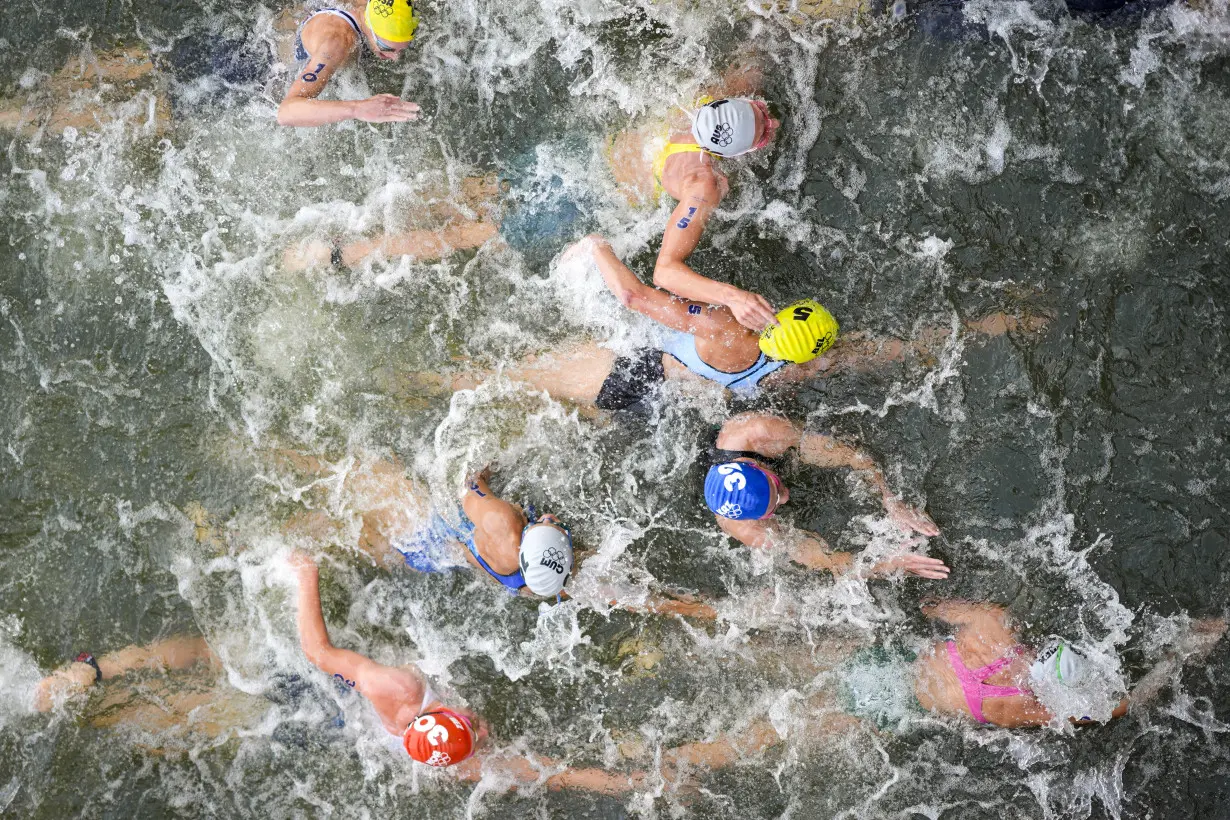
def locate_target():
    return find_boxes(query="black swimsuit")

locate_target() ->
[594,349,665,413]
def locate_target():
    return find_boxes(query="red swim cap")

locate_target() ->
[403,709,475,767]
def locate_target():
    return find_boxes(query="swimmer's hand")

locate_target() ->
[884,498,940,537]
[872,553,950,580]
[560,235,607,266]
[33,663,99,712]
[726,289,778,332]
[288,549,318,575]
[354,94,420,123]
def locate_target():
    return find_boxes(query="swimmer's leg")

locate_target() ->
[35,636,219,712]
[269,449,427,567]
[282,221,499,272]
[808,311,1054,376]
[495,342,617,406]
[391,342,617,408]
[0,47,167,137]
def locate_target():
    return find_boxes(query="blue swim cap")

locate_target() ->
[704,461,773,520]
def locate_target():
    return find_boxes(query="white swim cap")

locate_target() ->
[1029,640,1090,688]
[691,98,759,158]
[518,523,573,597]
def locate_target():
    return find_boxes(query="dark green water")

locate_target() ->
[1,0,1229,817]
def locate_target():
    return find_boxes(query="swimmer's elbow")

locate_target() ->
[299,636,338,671]
[276,98,308,127]
[652,261,679,290]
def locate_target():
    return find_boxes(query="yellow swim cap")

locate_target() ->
[365,0,418,46]
[758,299,839,363]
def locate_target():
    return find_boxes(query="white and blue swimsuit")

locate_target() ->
[594,331,786,411]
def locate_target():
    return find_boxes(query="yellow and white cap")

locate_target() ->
[758,299,839,364]
[365,0,418,48]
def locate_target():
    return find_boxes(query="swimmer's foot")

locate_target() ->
[282,239,336,272]
[1177,617,1228,658]
[376,367,464,402]
[965,311,1054,338]
[184,502,227,553]
[616,636,665,676]
[558,234,603,268]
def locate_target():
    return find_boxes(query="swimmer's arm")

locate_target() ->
[653,185,776,332]
[658,719,781,778]
[291,552,421,699]
[717,516,854,575]
[580,236,710,334]
[452,753,643,794]
[631,590,718,620]
[461,469,526,530]
[465,468,495,499]
[1095,621,1229,724]
[277,33,419,127]
[799,433,939,537]
[716,413,804,458]
[278,33,352,125]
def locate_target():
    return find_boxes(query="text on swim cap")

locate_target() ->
[412,714,450,746]
[540,546,567,575]
[716,463,747,491]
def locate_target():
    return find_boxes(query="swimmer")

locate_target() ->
[282,61,782,277]
[703,412,950,578]
[913,600,1229,727]
[627,608,1227,787]
[399,235,1048,413]
[288,550,638,789]
[29,573,635,794]
[278,452,716,618]
[278,1,422,127]
[644,95,782,331]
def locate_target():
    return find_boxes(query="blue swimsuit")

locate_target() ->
[660,331,786,396]
[392,506,526,593]
[594,330,786,412]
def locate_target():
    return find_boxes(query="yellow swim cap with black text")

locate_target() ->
[758,299,839,363]
[366,0,418,46]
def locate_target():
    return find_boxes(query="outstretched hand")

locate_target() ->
[288,549,318,575]
[354,94,420,123]
[726,289,778,332]
[885,498,940,537]
[559,234,607,267]
[873,553,950,580]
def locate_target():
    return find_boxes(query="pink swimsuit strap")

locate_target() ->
[946,641,1028,724]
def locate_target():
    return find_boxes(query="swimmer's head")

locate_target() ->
[365,0,418,58]
[691,98,780,158]
[1029,640,1091,688]
[704,459,787,520]
[518,515,573,597]
[403,708,476,767]
[759,299,839,364]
